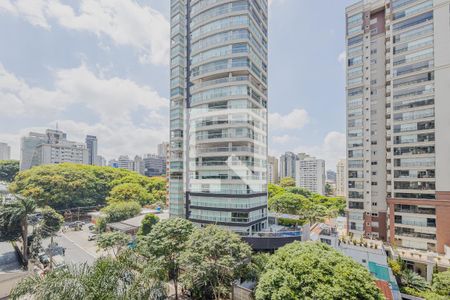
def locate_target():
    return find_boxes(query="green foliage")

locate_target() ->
[255,242,384,300]
[0,160,19,182]
[242,253,271,283]
[431,269,450,296]
[11,252,168,300]
[268,183,346,223]
[268,183,285,199]
[107,183,152,206]
[10,163,167,210]
[279,177,295,188]
[40,207,64,237]
[101,201,141,223]
[388,258,403,277]
[277,217,305,227]
[138,218,194,299]
[96,217,107,233]
[180,225,252,300]
[401,269,430,292]
[137,213,159,236]
[97,231,130,257]
[0,196,36,264]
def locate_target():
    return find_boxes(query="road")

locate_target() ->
[42,226,102,266]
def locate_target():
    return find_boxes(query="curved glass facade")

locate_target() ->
[170,0,268,235]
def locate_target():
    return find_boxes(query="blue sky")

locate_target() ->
[0,0,355,170]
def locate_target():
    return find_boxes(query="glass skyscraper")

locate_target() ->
[169,0,269,235]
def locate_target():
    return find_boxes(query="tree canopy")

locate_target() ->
[180,225,252,300]
[138,218,194,300]
[101,201,141,223]
[107,183,152,206]
[267,183,345,223]
[279,177,295,188]
[97,231,130,257]
[255,242,384,300]
[9,163,167,210]
[137,213,159,236]
[0,160,19,182]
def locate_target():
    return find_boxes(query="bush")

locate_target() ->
[137,214,159,236]
[0,160,19,182]
[102,201,141,223]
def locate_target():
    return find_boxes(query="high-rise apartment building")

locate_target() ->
[169,0,269,235]
[267,156,279,184]
[346,0,450,253]
[336,159,347,197]
[85,135,98,165]
[0,142,11,160]
[134,155,145,175]
[20,130,88,170]
[279,152,297,179]
[295,154,326,195]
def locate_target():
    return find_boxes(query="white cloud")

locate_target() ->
[0,0,170,65]
[294,131,346,171]
[0,64,169,160]
[338,50,346,70]
[272,134,293,144]
[269,108,310,130]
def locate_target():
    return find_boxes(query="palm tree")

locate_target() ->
[401,269,430,292]
[0,196,36,266]
[10,252,168,300]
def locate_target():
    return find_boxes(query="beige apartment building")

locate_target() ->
[346,0,450,253]
[267,156,279,184]
[336,159,347,197]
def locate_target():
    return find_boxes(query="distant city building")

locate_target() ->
[0,142,11,160]
[157,142,169,158]
[85,135,98,165]
[117,155,134,171]
[336,159,346,197]
[95,155,106,167]
[133,155,145,175]
[20,129,88,170]
[143,154,165,177]
[279,152,297,179]
[108,159,118,168]
[295,153,326,195]
[267,156,279,184]
[326,170,337,183]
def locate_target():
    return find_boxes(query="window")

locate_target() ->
[392,12,433,32]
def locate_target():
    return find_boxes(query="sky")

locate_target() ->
[0,0,356,170]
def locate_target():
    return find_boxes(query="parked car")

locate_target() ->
[88,224,96,231]
[88,234,97,241]
[38,252,50,265]
[52,255,66,269]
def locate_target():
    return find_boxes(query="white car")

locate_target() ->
[88,234,97,241]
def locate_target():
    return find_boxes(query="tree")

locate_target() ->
[431,269,450,297]
[137,213,159,236]
[101,201,141,223]
[10,163,166,210]
[0,196,36,266]
[255,242,384,300]
[0,160,19,182]
[11,251,168,300]
[97,231,130,257]
[138,218,194,300]
[325,182,333,195]
[268,192,304,214]
[401,269,430,293]
[268,183,285,199]
[279,177,295,188]
[180,225,252,300]
[107,183,152,206]
[40,207,64,237]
